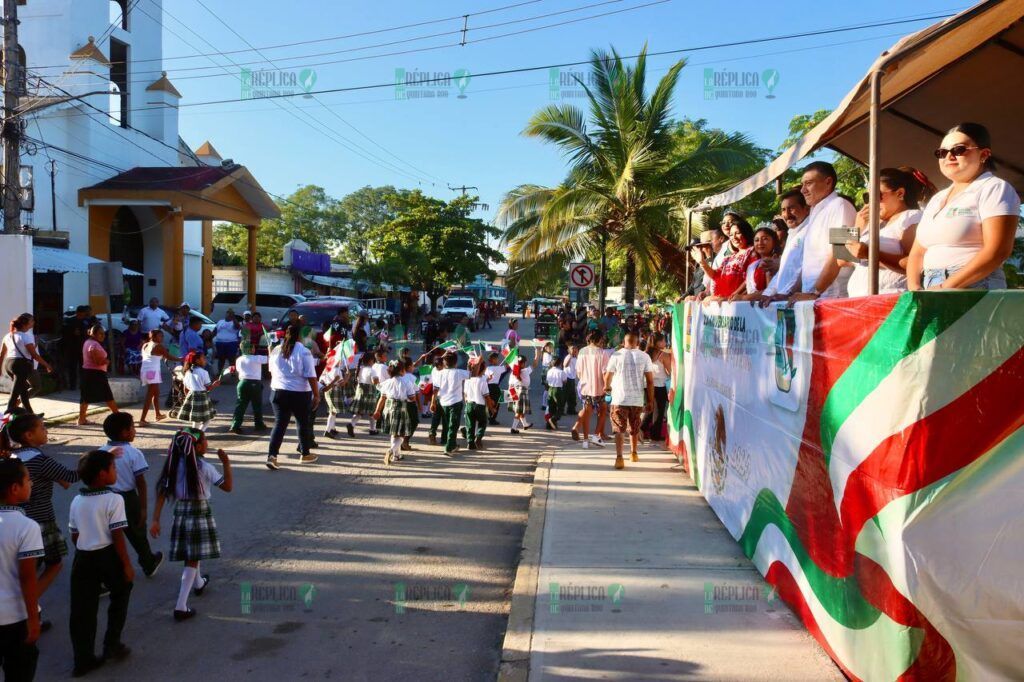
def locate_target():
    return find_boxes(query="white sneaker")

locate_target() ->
[589,435,605,447]
[581,440,589,449]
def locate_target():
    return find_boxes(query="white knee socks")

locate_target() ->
[326,414,337,431]
[390,435,401,451]
[193,561,204,588]
[177,566,197,611]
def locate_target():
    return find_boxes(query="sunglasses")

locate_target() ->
[933,144,978,159]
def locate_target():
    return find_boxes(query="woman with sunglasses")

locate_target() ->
[907,123,1020,290]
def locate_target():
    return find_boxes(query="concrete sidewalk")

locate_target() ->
[501,442,843,681]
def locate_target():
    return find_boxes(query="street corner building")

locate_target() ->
[1,0,279,334]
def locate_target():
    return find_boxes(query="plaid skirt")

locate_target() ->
[39,520,67,564]
[326,385,347,415]
[383,398,413,437]
[508,388,531,415]
[173,390,216,423]
[352,382,377,416]
[169,499,221,562]
[339,373,356,400]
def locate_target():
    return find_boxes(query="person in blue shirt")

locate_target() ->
[179,317,205,358]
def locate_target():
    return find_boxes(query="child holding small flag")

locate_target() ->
[320,340,350,439]
[350,353,378,436]
[464,359,492,450]
[172,352,221,432]
[400,358,420,452]
[508,352,539,434]
[372,361,415,465]
[485,352,506,426]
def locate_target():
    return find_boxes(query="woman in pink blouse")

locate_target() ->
[78,325,119,425]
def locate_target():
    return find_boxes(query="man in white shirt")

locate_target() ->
[214,310,241,376]
[602,332,654,470]
[759,188,811,305]
[136,298,170,335]
[789,161,857,302]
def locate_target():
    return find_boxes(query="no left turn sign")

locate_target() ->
[568,262,595,289]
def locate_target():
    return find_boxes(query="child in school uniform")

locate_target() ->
[463,359,492,450]
[2,413,75,625]
[371,349,389,388]
[350,353,378,436]
[100,413,163,578]
[150,429,232,621]
[539,342,555,413]
[430,353,470,455]
[426,355,446,445]
[68,449,134,676]
[545,361,567,431]
[319,343,350,440]
[372,361,415,465]
[0,458,44,680]
[485,353,506,426]
[400,358,421,452]
[228,341,268,435]
[508,353,539,434]
[172,352,222,431]
[562,344,579,433]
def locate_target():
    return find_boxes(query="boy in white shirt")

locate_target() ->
[562,345,579,427]
[100,413,163,578]
[544,363,567,430]
[229,341,269,434]
[485,353,506,426]
[463,360,493,450]
[68,450,133,676]
[0,459,44,679]
[430,353,470,455]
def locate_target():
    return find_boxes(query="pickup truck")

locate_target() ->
[440,297,479,331]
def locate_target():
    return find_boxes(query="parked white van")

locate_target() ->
[210,292,306,322]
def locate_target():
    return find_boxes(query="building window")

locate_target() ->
[109,0,129,31]
[109,38,129,128]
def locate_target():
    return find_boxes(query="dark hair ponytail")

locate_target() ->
[947,122,996,171]
[880,167,937,210]
[9,313,31,334]
[282,323,302,359]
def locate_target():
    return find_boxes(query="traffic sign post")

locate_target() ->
[568,262,596,289]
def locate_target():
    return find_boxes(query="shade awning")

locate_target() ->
[33,246,143,276]
[696,0,1024,210]
[301,273,354,289]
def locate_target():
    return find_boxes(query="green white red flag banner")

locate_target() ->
[667,292,1024,681]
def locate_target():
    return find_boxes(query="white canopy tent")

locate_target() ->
[695,0,1024,293]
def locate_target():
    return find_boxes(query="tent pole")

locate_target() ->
[867,69,882,296]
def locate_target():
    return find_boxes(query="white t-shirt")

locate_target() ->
[435,368,470,407]
[0,507,43,625]
[100,442,149,493]
[486,364,506,385]
[563,355,577,380]
[429,367,443,389]
[916,172,1021,272]
[510,365,532,389]
[371,363,388,384]
[3,331,36,369]
[400,372,419,399]
[800,192,857,297]
[464,375,489,405]
[763,220,807,297]
[137,306,170,333]
[358,366,375,385]
[377,376,413,401]
[847,209,922,297]
[214,319,240,343]
[175,458,224,501]
[183,366,212,393]
[269,344,316,392]
[68,490,128,551]
[545,366,566,388]
[605,348,654,407]
[235,354,268,381]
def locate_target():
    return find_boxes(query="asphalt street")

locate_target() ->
[35,315,546,681]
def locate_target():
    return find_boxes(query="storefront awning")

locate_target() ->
[696,0,1024,209]
[302,273,354,289]
[33,246,143,276]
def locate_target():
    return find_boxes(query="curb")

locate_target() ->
[497,447,555,682]
[44,406,110,427]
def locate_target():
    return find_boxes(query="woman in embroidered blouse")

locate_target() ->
[695,218,759,300]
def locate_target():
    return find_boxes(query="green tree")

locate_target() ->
[781,109,867,199]
[212,185,345,267]
[336,185,413,267]
[359,192,503,312]
[498,47,762,306]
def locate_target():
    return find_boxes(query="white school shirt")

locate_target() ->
[183,366,212,393]
[763,219,808,297]
[377,376,413,400]
[847,209,922,297]
[464,376,489,405]
[435,368,470,407]
[545,366,566,388]
[136,306,170,334]
[3,331,36,369]
[800,192,857,297]
[235,354,268,381]
[100,442,149,493]
[357,366,375,385]
[605,348,654,407]
[510,365,532,389]
[0,507,43,625]
[175,458,224,501]
[916,171,1021,272]
[269,344,316,392]
[68,489,128,551]
[400,372,418,399]
[563,355,578,380]
[371,363,388,384]
[429,367,443,390]
[486,364,506,385]
[214,319,240,343]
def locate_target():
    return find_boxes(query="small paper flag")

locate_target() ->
[501,345,519,366]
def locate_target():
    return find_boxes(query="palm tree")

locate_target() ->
[498,46,763,305]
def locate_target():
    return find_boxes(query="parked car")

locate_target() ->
[303,296,395,327]
[440,296,479,331]
[62,306,216,341]
[210,292,306,322]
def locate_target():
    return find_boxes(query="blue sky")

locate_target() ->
[161,0,967,221]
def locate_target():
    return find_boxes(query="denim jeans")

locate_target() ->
[923,265,1006,290]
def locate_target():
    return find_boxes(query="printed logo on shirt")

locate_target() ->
[945,207,978,218]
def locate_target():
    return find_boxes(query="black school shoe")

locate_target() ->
[324,429,339,439]
[143,551,164,578]
[72,655,105,677]
[194,574,211,596]
[173,607,197,622]
[468,440,477,450]
[346,423,355,438]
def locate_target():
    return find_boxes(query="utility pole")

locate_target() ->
[2,0,21,233]
[48,159,56,230]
